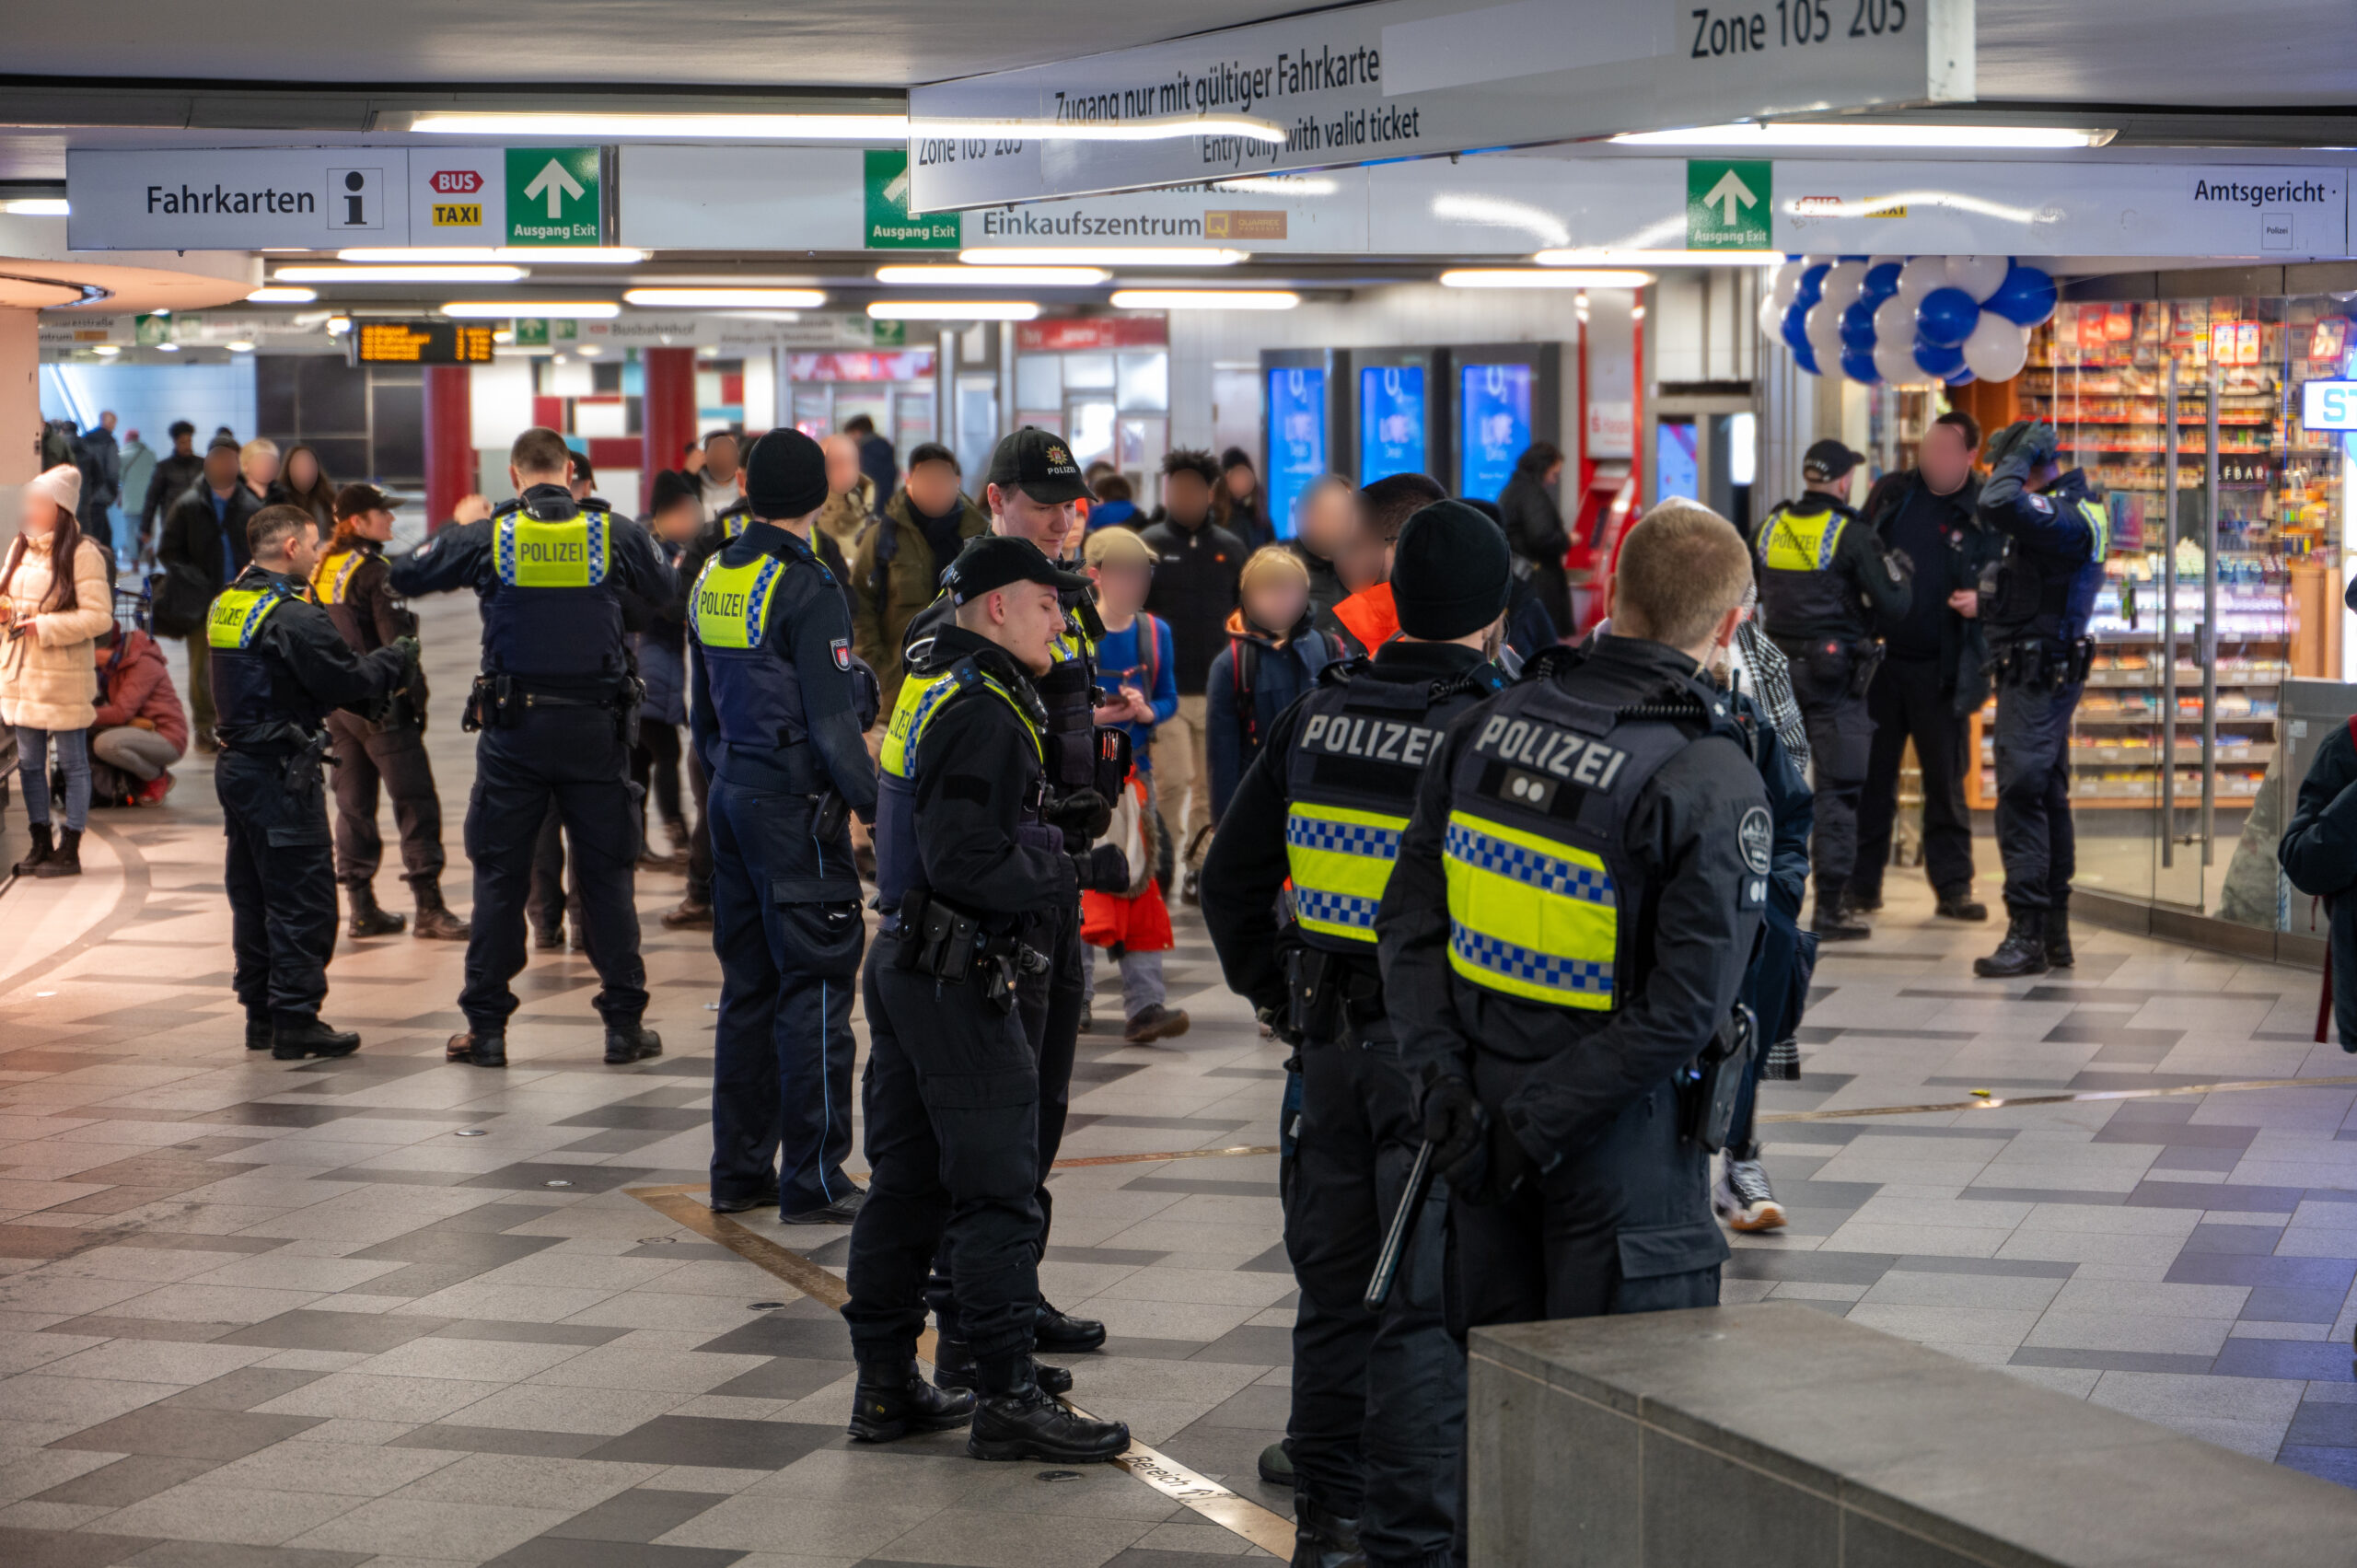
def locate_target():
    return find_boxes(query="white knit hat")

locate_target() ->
[29,464,81,517]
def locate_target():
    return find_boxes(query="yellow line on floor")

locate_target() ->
[624,1185,1295,1559]
[1762,1074,2357,1123]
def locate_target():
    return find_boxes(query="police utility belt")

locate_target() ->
[464,672,645,733]
[891,887,1048,1015]
[1284,947,1386,1043]
[1679,1004,1757,1155]
[1991,637,2096,692]
[222,722,338,791]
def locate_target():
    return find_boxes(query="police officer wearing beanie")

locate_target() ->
[1971,418,2107,979]
[210,504,415,1060]
[842,535,1134,1464]
[1201,501,1515,1568]
[1751,439,1911,942]
[881,427,1115,1371]
[391,426,678,1068]
[1379,504,1771,1330]
[691,430,881,1224]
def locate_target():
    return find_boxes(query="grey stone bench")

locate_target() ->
[1469,1302,2357,1567]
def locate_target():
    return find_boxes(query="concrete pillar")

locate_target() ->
[642,347,696,514]
[422,364,474,532]
[0,308,38,545]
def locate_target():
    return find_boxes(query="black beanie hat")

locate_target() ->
[743,428,829,519]
[649,469,698,517]
[1391,500,1513,640]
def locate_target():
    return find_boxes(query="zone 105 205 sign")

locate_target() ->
[1688,0,1912,56]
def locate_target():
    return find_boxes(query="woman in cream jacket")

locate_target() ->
[3,465,118,877]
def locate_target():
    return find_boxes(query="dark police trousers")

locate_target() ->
[708,782,863,1214]
[1993,674,2084,912]
[927,897,1085,1338]
[219,749,340,1024]
[459,706,649,1030]
[1288,1025,1460,1567]
[1453,1065,1725,1326]
[844,928,1044,1368]
[1852,654,1975,901]
[1789,650,1873,907]
[327,711,446,889]
[528,805,579,940]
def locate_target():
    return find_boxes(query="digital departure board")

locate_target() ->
[352,319,496,365]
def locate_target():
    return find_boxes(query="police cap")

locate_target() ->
[942,535,1092,605]
[984,426,1091,505]
[1802,439,1863,482]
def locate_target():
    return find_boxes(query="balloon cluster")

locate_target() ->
[1757,255,2059,387]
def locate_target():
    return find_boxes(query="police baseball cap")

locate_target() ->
[1803,439,1864,482]
[333,482,390,520]
[942,535,1092,605]
[984,426,1091,505]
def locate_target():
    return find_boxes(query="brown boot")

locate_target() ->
[411,879,470,941]
[661,896,714,930]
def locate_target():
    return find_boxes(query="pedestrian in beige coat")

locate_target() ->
[4,465,117,877]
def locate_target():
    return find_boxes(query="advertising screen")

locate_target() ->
[1656,420,1701,503]
[1267,366,1328,540]
[1457,362,1532,502]
[1358,364,1427,483]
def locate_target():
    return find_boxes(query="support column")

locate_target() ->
[642,346,696,514]
[0,308,39,543]
[422,364,474,532]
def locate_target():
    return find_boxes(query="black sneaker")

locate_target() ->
[783,1189,867,1225]
[1810,894,1871,942]
[933,1337,1072,1396]
[848,1362,975,1444]
[447,1029,507,1068]
[1257,1441,1295,1486]
[709,1183,779,1215]
[1035,1298,1107,1353]
[969,1377,1129,1463]
[604,1024,663,1064]
[273,1017,360,1061]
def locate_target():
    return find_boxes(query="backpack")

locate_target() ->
[1229,626,1330,753]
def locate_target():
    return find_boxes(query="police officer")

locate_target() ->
[691,431,881,1224]
[1751,438,1911,941]
[1201,501,1514,1568]
[842,536,1134,1462]
[1378,503,1770,1325]
[390,427,678,1068]
[883,427,1112,1369]
[209,504,413,1060]
[1972,419,2106,979]
[314,482,468,943]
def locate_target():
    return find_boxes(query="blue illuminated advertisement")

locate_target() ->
[1267,366,1327,540]
[1457,362,1532,502]
[1358,365,1426,483]
[1656,421,1700,502]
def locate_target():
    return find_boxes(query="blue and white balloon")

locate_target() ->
[1961,312,2031,381]
[1893,257,1947,304]
[1913,335,1967,379]
[1840,297,1881,352]
[1840,345,1882,384]
[1914,286,1981,349]
[1762,253,2044,384]
[1983,262,2059,327]
[1944,255,2012,301]
[1872,337,1922,385]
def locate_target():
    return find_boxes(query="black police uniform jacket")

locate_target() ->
[1376,634,1771,1171]
[1974,461,2105,652]
[207,566,411,749]
[1749,494,1912,646]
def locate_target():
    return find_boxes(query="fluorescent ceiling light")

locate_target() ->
[916,112,1283,145]
[1109,290,1298,310]
[961,247,1246,267]
[625,273,821,286]
[875,264,1110,286]
[247,285,318,304]
[576,344,605,356]
[226,341,255,353]
[91,343,120,355]
[1612,122,2112,149]
[1536,249,1783,267]
[325,316,352,334]
[867,300,1039,321]
[442,300,621,319]
[337,247,645,264]
[623,287,827,308]
[412,110,1284,144]
[2,197,67,216]
[276,265,527,283]
[1441,268,1653,289]
[157,343,180,352]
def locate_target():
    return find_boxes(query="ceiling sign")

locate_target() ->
[905,0,1973,211]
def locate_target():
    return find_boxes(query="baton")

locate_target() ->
[1364,1139,1436,1311]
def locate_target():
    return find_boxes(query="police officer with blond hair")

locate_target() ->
[391,427,677,1068]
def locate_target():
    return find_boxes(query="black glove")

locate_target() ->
[391,634,421,672]
[1419,1069,1490,1185]
[1045,787,1114,842]
[2019,418,2061,466]
[1070,844,1130,892]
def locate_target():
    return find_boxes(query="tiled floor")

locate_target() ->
[5,595,2357,1565]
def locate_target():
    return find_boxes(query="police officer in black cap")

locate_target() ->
[1201,501,1515,1568]
[1751,438,1911,941]
[1972,419,2107,978]
[881,426,1115,1371]
[691,429,880,1224]
[209,504,415,1059]
[390,426,678,1067]
[842,535,1134,1463]
[1380,501,1770,1329]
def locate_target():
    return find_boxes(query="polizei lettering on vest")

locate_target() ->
[1298,712,1438,767]
[521,539,586,563]
[1474,714,1630,789]
[699,587,748,620]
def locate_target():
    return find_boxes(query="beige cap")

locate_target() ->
[29,463,81,517]
[1082,526,1155,568]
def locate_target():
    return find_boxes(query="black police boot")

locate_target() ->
[244,1017,274,1051]
[968,1361,1130,1463]
[447,1029,507,1068]
[1973,910,2049,979]
[709,1180,778,1215]
[1291,1494,1367,1568]
[273,1016,361,1061]
[411,878,470,941]
[35,827,82,878]
[933,1336,1073,1396]
[783,1188,866,1225]
[1258,1441,1295,1487]
[1809,891,1871,942]
[1035,1298,1108,1353]
[345,880,406,937]
[11,821,52,876]
[604,1023,663,1065]
[1935,886,1991,923]
[848,1357,976,1444]
[2045,899,2074,968]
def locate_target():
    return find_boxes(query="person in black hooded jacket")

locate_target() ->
[2280,578,2357,1051]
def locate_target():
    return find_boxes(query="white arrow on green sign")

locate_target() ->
[1687,158,1771,250]
[505,147,601,246]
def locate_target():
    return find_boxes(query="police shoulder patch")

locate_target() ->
[1738,806,1773,877]
[831,637,852,671]
[2026,494,2054,515]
